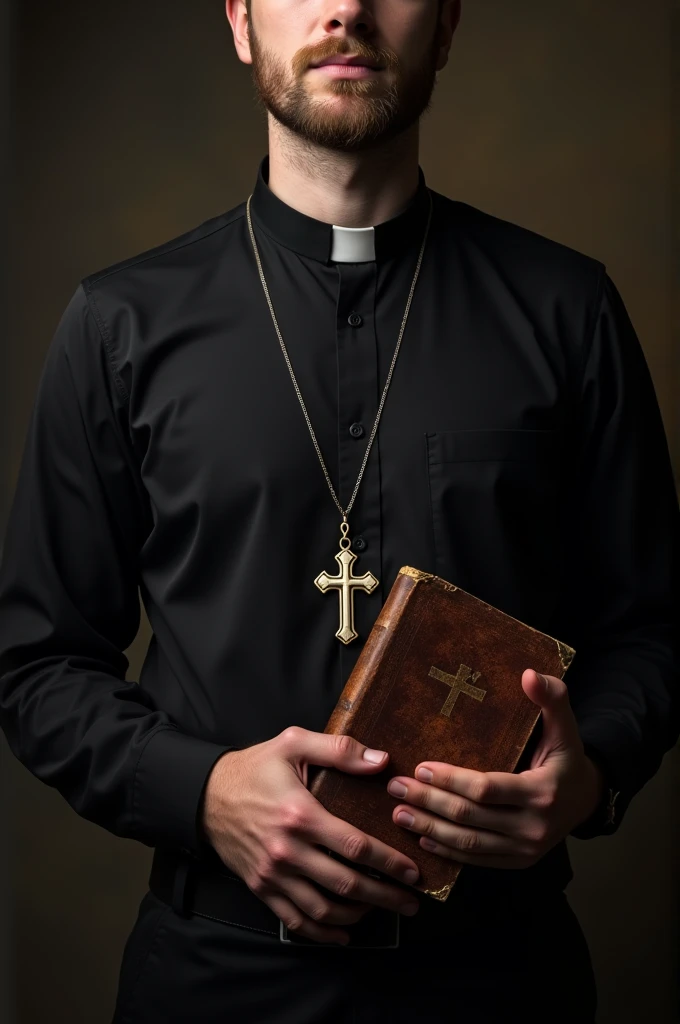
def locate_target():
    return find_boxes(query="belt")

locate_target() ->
[149,847,403,949]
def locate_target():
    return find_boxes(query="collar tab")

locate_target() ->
[330,224,375,263]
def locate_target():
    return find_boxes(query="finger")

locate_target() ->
[410,762,537,808]
[386,776,525,838]
[312,806,421,886]
[276,871,373,927]
[260,888,352,946]
[280,725,391,776]
[297,846,421,915]
[392,805,521,860]
[415,832,535,870]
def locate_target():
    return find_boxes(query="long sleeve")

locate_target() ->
[0,284,232,852]
[558,269,680,839]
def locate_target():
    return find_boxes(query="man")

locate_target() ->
[1,0,678,1021]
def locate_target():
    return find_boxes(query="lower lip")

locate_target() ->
[311,64,381,78]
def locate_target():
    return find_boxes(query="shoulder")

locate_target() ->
[79,200,248,339]
[71,199,247,400]
[431,189,606,308]
[82,202,246,293]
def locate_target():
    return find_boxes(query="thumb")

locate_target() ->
[522,668,577,749]
[279,725,389,774]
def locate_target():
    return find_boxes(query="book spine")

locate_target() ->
[309,571,418,800]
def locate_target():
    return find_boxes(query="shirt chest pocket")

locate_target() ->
[425,428,566,616]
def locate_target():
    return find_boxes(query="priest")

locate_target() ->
[1,0,678,1021]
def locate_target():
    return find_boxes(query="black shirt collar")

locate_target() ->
[248,153,431,265]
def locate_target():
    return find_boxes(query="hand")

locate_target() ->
[201,726,421,945]
[385,668,606,869]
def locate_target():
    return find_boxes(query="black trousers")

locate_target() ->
[111,883,598,1023]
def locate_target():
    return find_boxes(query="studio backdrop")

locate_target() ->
[3,1,678,1022]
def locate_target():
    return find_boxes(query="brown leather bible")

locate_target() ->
[309,566,575,902]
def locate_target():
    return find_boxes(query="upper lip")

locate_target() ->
[311,55,382,68]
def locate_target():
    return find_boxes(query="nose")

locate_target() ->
[320,0,377,38]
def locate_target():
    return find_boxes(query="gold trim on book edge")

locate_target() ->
[423,882,452,901]
[556,640,576,673]
[399,566,458,592]
[399,566,434,582]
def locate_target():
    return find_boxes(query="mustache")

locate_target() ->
[292,37,399,77]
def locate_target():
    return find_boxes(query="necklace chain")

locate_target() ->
[245,189,433,524]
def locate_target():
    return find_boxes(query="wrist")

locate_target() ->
[200,749,238,845]
[577,753,606,827]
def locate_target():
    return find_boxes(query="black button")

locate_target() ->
[349,422,365,439]
[348,312,363,327]
[353,536,367,552]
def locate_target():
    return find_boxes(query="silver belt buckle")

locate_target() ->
[280,909,400,948]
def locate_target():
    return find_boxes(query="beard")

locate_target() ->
[248,25,440,152]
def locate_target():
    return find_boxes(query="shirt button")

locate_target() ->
[348,311,363,327]
[349,422,365,439]
[353,536,367,552]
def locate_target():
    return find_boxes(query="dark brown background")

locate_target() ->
[1,1,679,1021]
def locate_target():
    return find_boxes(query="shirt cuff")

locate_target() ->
[133,727,236,853]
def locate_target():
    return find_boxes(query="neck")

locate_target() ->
[266,118,421,228]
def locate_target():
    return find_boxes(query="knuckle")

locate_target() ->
[449,798,471,825]
[526,821,549,845]
[266,838,293,865]
[307,901,331,923]
[380,850,401,877]
[421,817,437,837]
[280,725,304,748]
[278,801,308,832]
[535,786,557,811]
[248,869,271,895]
[341,831,370,862]
[472,777,491,802]
[417,786,431,809]
[458,829,482,853]
[258,857,279,885]
[334,874,360,899]
[333,733,354,758]
[283,914,304,933]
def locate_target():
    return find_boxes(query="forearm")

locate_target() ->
[0,656,233,850]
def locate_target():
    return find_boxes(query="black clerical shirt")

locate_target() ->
[1,155,679,894]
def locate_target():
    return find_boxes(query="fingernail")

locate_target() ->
[396,810,414,826]
[416,767,433,783]
[363,748,386,764]
[403,867,419,884]
[388,780,408,798]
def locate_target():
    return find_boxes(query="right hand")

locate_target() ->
[201,725,422,945]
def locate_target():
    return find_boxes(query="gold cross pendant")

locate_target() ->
[314,523,379,644]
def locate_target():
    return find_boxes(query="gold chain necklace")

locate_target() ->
[246,188,433,643]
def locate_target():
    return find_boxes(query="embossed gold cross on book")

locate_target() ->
[309,566,576,902]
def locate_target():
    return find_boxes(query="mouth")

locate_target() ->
[309,55,385,71]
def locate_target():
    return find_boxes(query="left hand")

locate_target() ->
[386,669,606,869]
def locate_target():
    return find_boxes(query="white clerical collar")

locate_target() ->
[330,224,376,263]
[251,155,430,264]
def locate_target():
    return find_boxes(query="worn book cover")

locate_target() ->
[308,566,575,901]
